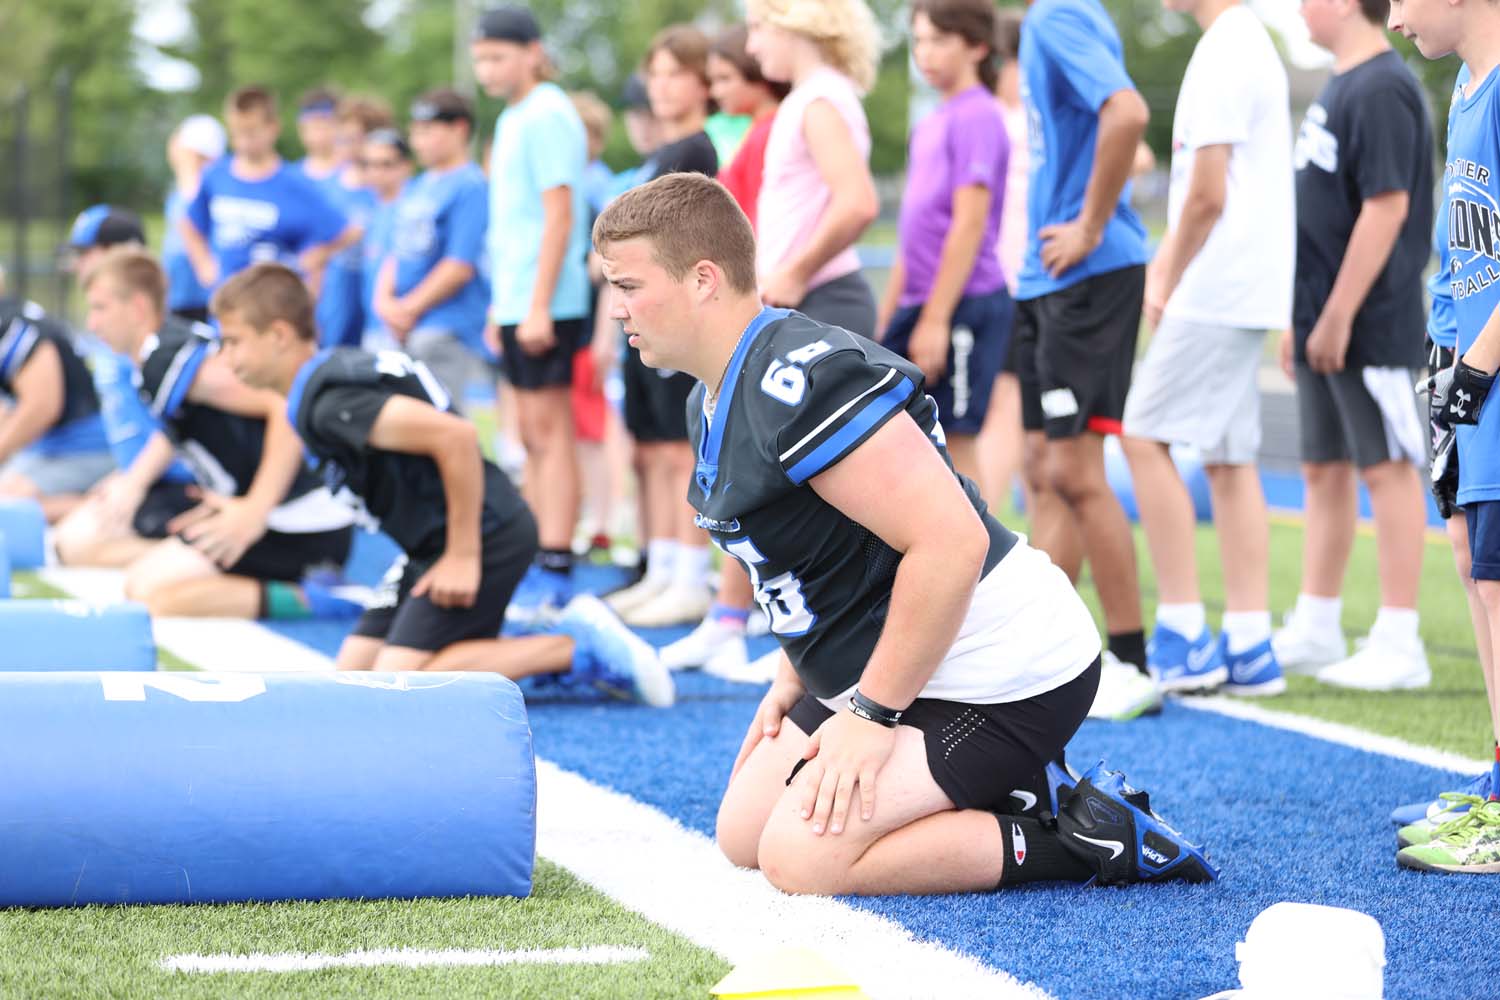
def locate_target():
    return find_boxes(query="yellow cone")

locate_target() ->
[710,947,870,998]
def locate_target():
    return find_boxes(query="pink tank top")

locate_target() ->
[755,67,871,291]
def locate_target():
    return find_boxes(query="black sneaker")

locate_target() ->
[1056,761,1220,885]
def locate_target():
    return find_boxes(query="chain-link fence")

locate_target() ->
[2,77,75,315]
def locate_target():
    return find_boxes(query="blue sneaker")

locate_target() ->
[299,579,366,619]
[558,594,675,707]
[1147,624,1227,693]
[1390,770,1494,827]
[1221,636,1286,696]
[1005,759,1081,820]
[505,565,573,627]
[1056,760,1221,885]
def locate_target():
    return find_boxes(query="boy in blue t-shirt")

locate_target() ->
[180,86,355,297]
[371,89,489,409]
[1016,0,1155,720]
[1388,0,1500,873]
[357,129,414,351]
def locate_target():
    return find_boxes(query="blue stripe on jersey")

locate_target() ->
[696,307,790,497]
[785,374,913,485]
[0,320,37,381]
[286,348,336,437]
[158,340,211,420]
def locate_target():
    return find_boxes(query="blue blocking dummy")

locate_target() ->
[0,499,46,569]
[0,671,537,905]
[0,534,9,598]
[0,601,155,670]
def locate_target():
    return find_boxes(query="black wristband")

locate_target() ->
[849,690,904,728]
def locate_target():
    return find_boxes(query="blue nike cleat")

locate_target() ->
[1005,759,1083,822]
[505,564,573,628]
[1390,770,1493,828]
[1221,636,1287,696]
[1057,760,1221,885]
[1147,625,1228,693]
[299,579,366,619]
[558,594,675,707]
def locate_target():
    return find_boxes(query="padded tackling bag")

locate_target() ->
[0,498,46,569]
[0,671,537,906]
[0,532,9,598]
[0,600,155,670]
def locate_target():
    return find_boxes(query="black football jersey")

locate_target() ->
[138,316,324,502]
[0,298,103,431]
[686,309,1017,699]
[288,347,529,558]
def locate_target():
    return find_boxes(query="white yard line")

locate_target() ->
[535,760,1054,1000]
[160,945,648,974]
[1179,695,1490,774]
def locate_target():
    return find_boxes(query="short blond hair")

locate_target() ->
[593,173,757,295]
[211,263,317,342]
[570,90,612,145]
[85,247,167,319]
[747,0,881,92]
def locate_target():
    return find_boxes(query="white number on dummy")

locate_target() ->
[101,674,268,703]
[724,537,816,637]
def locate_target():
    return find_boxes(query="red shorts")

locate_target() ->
[572,349,606,443]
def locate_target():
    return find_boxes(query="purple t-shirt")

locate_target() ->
[896,86,1009,307]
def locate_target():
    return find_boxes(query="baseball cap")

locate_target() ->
[474,6,540,44]
[67,205,145,251]
[621,73,651,111]
[410,90,473,126]
[176,114,226,161]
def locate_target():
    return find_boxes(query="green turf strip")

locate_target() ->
[0,861,729,1000]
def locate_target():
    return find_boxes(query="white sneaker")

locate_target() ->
[1271,611,1347,675]
[621,583,713,628]
[1087,652,1164,721]
[709,646,783,684]
[1315,630,1431,691]
[745,607,770,638]
[660,616,748,673]
[604,576,670,617]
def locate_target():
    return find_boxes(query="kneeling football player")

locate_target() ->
[596,173,1218,893]
[212,262,673,705]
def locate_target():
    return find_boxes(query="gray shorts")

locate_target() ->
[1122,318,1266,464]
[1295,364,1425,469]
[405,329,481,414]
[0,448,115,495]
[797,271,878,340]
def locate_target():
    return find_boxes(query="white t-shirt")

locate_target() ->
[1163,5,1295,329]
[820,538,1101,709]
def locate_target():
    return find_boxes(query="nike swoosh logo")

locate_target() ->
[1073,833,1125,860]
[1009,790,1038,812]
[1232,653,1273,682]
[1186,643,1216,671]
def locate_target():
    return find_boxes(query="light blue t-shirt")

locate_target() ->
[361,193,403,339]
[1447,65,1500,504]
[1017,0,1148,300]
[185,159,347,285]
[392,163,490,346]
[487,81,590,324]
[163,187,212,314]
[82,342,194,483]
[1428,67,1468,352]
[298,161,372,348]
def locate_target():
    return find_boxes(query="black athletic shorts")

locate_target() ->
[1015,264,1144,439]
[623,349,695,443]
[170,306,211,325]
[498,317,590,390]
[222,525,354,583]
[785,656,1100,812]
[132,481,198,539]
[881,288,1013,435]
[351,517,538,652]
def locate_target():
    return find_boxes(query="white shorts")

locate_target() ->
[1122,317,1267,465]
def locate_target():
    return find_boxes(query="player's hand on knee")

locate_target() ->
[411,551,481,609]
[170,492,265,568]
[731,676,805,780]
[795,711,894,836]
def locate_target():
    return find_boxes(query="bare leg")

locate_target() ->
[1450,515,1499,739]
[1206,463,1270,614]
[1299,461,1357,598]
[1022,431,1083,581]
[1361,460,1425,610]
[717,558,755,610]
[422,633,576,677]
[515,387,580,552]
[53,498,158,568]
[977,372,1024,511]
[124,538,261,617]
[1045,433,1142,634]
[945,433,980,490]
[336,635,384,671]
[1122,436,1198,605]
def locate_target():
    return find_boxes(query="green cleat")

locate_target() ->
[1396,793,1488,849]
[1397,799,1500,874]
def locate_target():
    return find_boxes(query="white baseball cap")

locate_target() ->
[176,114,227,160]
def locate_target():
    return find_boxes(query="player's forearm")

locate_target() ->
[918,206,988,326]
[1462,303,1500,374]
[529,199,573,315]
[401,259,476,317]
[180,220,215,281]
[122,432,177,493]
[240,410,304,519]
[1322,196,1407,324]
[0,399,57,467]
[433,428,484,558]
[785,185,878,286]
[1078,90,1149,237]
[1156,194,1222,294]
[855,529,986,709]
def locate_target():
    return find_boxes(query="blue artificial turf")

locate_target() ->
[268,555,1500,1000]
